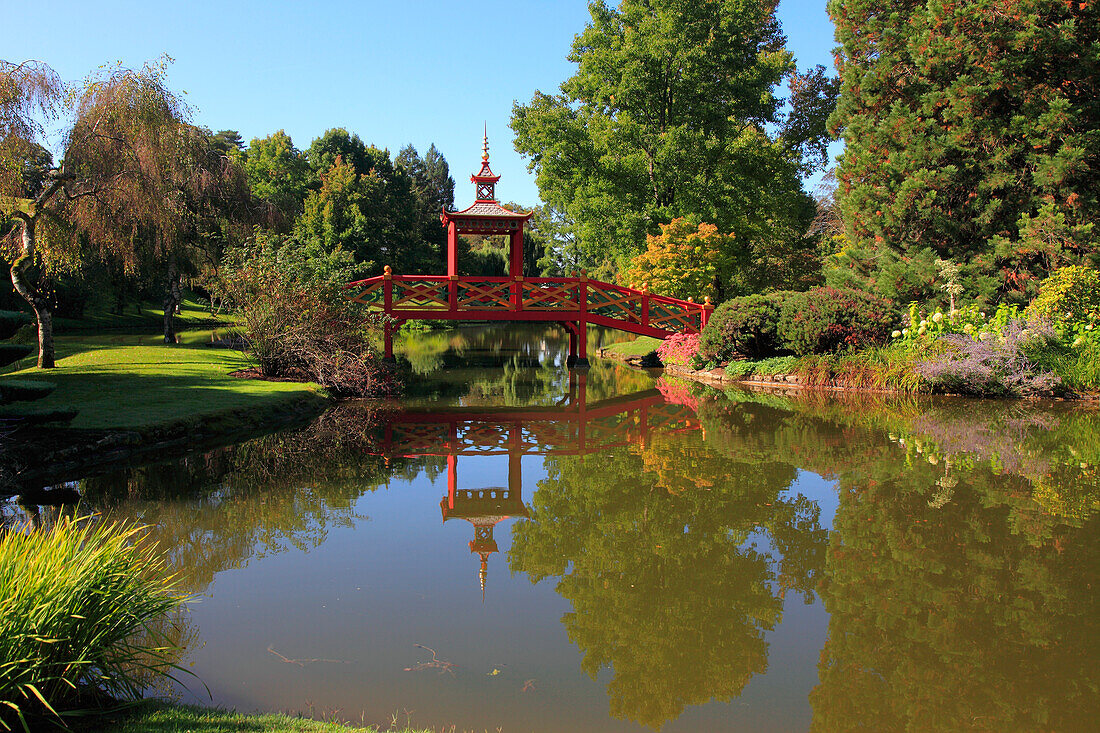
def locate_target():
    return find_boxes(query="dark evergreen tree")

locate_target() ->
[828,0,1100,305]
[396,143,455,272]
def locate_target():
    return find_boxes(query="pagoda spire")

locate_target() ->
[472,126,500,201]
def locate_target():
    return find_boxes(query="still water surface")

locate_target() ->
[8,325,1099,731]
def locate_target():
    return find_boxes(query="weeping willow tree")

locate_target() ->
[1,57,255,365]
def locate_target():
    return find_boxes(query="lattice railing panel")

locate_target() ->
[649,299,703,333]
[522,281,581,310]
[587,284,642,323]
[458,281,511,310]
[393,279,449,310]
[393,424,452,453]
[347,278,384,308]
[458,423,510,452]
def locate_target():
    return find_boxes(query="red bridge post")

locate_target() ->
[383,266,395,363]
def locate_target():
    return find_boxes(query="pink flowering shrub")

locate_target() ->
[657,332,701,367]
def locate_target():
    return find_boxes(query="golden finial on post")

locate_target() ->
[641,282,649,293]
[687,296,694,303]
[384,265,392,278]
[704,295,712,306]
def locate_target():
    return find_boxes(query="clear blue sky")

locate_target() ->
[5,0,838,205]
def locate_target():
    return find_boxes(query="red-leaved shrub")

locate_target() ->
[778,287,896,356]
[657,332,701,367]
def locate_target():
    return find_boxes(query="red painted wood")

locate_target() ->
[346,137,709,348]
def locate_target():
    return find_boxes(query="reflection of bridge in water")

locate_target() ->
[375,374,701,596]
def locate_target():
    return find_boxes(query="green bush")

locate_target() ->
[723,361,754,379]
[0,517,187,731]
[698,292,790,362]
[210,233,393,396]
[778,287,896,356]
[1028,266,1100,322]
[752,356,799,375]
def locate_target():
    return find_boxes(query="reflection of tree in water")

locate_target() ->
[688,385,1100,730]
[399,324,654,407]
[811,464,1100,731]
[74,404,424,595]
[508,428,827,729]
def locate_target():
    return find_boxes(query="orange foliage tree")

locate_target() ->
[621,218,742,302]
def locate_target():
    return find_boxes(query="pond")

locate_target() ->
[6,324,1099,731]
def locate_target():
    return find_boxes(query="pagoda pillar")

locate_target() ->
[447,221,459,277]
[509,230,523,279]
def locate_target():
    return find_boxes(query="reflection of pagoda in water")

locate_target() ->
[440,452,528,599]
[375,372,701,596]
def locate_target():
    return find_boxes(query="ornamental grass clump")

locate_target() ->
[0,517,188,732]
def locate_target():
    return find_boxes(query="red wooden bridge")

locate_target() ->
[347,132,712,366]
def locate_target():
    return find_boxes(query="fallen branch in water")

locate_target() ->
[268,645,353,666]
[403,644,457,676]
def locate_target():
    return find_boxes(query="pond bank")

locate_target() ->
[598,343,906,394]
[83,700,435,733]
[2,338,332,496]
[599,342,1095,399]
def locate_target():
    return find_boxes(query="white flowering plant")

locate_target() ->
[893,302,1010,347]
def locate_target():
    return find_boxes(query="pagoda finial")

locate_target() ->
[479,555,488,601]
[472,126,500,201]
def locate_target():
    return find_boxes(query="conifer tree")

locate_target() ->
[828,0,1100,305]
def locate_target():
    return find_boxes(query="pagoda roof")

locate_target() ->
[443,200,533,220]
[472,160,500,182]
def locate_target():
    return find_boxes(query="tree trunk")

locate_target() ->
[163,255,181,344]
[10,216,56,368]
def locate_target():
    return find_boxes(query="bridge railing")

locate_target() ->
[345,269,712,335]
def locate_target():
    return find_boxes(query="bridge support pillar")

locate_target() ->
[383,321,398,364]
[566,321,589,369]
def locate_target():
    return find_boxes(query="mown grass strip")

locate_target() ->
[5,339,326,430]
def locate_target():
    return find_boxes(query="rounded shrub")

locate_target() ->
[1028,266,1100,322]
[698,292,791,362]
[778,287,896,356]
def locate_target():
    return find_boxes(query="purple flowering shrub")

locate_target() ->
[657,332,701,367]
[916,317,1062,396]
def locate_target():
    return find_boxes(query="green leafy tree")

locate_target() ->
[300,131,424,274]
[241,130,311,228]
[511,0,819,287]
[781,65,842,175]
[208,129,244,156]
[828,0,1100,305]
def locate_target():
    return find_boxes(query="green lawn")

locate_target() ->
[601,336,663,357]
[52,294,234,333]
[4,338,326,430]
[85,701,434,733]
